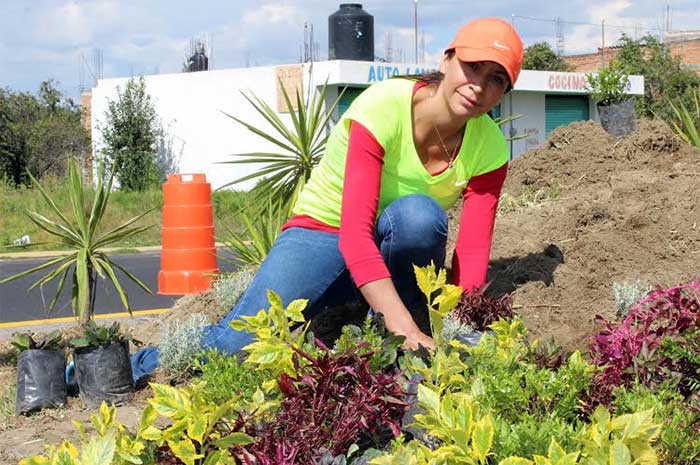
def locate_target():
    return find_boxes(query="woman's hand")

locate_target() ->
[382,314,435,351]
[358,277,436,351]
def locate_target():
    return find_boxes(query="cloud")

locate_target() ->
[2,0,698,98]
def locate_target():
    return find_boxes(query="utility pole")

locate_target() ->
[414,0,418,63]
[601,19,605,67]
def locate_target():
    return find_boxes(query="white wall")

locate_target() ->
[507,92,547,159]
[92,66,301,191]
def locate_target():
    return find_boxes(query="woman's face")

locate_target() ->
[439,55,510,118]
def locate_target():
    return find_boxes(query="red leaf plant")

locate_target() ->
[235,342,408,465]
[451,284,514,331]
[584,280,700,410]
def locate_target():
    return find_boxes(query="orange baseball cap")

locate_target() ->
[445,18,524,88]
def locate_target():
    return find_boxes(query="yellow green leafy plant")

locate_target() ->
[413,262,463,346]
[229,289,311,383]
[498,438,579,465]
[141,382,255,465]
[577,406,660,465]
[371,384,496,465]
[19,402,151,465]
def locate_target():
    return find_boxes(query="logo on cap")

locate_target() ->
[493,40,511,51]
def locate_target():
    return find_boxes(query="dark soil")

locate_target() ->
[484,119,699,350]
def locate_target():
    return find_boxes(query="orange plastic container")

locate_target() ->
[158,173,219,295]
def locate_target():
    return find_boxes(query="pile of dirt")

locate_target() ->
[485,119,699,350]
[127,289,228,347]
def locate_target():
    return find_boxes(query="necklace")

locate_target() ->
[432,123,461,168]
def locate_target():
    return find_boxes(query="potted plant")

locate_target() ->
[11,330,66,414]
[69,321,135,407]
[587,63,637,136]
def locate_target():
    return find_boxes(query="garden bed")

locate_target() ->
[0,118,698,464]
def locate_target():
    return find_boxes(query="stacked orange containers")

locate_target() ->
[158,173,219,294]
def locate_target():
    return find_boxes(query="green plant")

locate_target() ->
[195,350,272,404]
[142,382,254,465]
[668,87,700,147]
[0,158,153,324]
[220,80,344,209]
[11,330,63,352]
[613,383,700,465]
[612,280,651,320]
[101,76,167,191]
[213,266,257,309]
[0,81,88,188]
[333,315,404,372]
[587,65,630,106]
[69,321,132,348]
[576,406,660,465]
[158,313,209,378]
[229,289,313,380]
[222,198,288,266]
[613,34,700,121]
[19,402,155,465]
[522,42,570,71]
[0,384,15,428]
[414,261,463,346]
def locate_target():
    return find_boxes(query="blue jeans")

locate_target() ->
[130,194,448,383]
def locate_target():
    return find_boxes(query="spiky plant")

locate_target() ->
[0,158,153,325]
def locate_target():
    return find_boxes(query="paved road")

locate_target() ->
[0,249,237,324]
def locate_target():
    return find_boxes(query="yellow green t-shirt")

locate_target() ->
[293,78,509,226]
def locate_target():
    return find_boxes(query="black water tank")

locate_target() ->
[328,4,374,61]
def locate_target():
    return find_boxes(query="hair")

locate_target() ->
[395,49,513,93]
[397,50,454,84]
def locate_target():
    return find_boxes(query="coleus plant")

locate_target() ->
[450,284,514,332]
[235,343,408,465]
[585,280,700,410]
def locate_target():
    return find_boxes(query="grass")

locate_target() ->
[0,177,252,251]
[498,182,561,216]
[0,383,16,427]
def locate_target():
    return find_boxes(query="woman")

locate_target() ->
[128,17,524,381]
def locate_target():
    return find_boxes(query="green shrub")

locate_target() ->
[612,280,651,320]
[195,349,271,404]
[613,383,700,465]
[158,313,209,377]
[213,267,257,309]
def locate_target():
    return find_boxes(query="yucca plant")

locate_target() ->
[668,87,700,147]
[223,198,288,266]
[0,158,153,325]
[218,81,344,265]
[220,80,344,209]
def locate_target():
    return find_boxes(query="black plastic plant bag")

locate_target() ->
[73,341,134,407]
[16,349,67,415]
[598,98,637,137]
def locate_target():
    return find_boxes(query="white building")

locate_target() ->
[90,61,644,190]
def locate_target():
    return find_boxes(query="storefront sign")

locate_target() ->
[367,65,430,82]
[545,72,632,92]
[546,73,589,91]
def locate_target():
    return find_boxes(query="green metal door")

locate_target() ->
[337,86,366,116]
[545,95,590,135]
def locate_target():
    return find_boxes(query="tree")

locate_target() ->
[522,42,570,71]
[612,34,700,121]
[100,76,166,191]
[0,81,87,186]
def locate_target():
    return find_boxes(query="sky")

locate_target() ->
[1,0,698,101]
